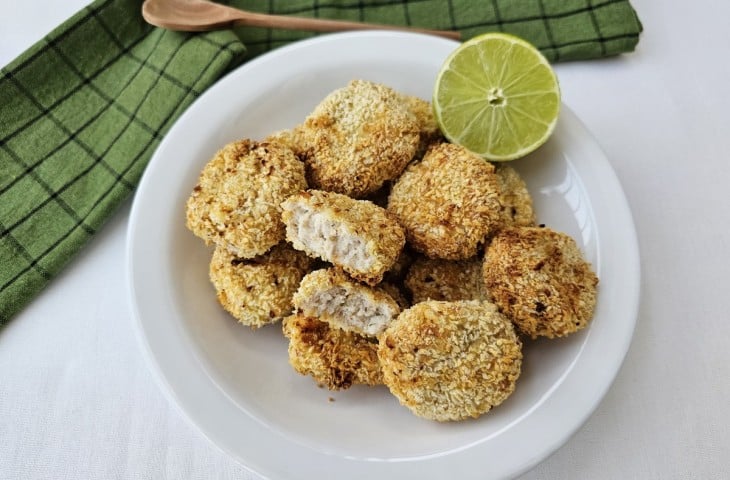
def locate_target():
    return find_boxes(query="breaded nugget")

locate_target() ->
[387,142,502,260]
[186,139,307,258]
[209,243,314,328]
[398,94,444,159]
[405,256,487,303]
[378,301,522,421]
[293,268,400,337]
[483,227,599,339]
[495,164,536,228]
[281,190,405,285]
[297,80,420,198]
[282,314,382,390]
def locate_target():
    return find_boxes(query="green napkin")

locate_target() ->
[0,0,642,324]
[234,0,644,62]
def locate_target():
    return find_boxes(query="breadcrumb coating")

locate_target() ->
[388,142,502,260]
[495,164,536,228]
[281,189,405,285]
[186,139,307,258]
[283,314,383,390]
[209,243,314,328]
[297,80,420,198]
[378,301,522,421]
[405,256,487,304]
[264,129,301,153]
[398,94,444,159]
[483,227,599,339]
[293,268,400,337]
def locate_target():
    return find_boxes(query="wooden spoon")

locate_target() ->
[142,0,461,40]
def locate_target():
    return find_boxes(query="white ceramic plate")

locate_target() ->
[127,31,640,479]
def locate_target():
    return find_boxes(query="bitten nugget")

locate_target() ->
[378,301,522,421]
[405,256,487,303]
[283,314,382,390]
[281,190,405,285]
[209,243,314,328]
[388,143,501,260]
[495,164,536,228]
[186,139,307,258]
[293,268,400,337]
[483,227,599,339]
[297,80,420,198]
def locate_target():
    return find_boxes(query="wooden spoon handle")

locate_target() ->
[231,9,461,40]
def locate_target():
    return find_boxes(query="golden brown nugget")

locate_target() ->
[495,164,536,228]
[483,227,599,339]
[405,256,487,303]
[186,139,307,258]
[378,301,522,421]
[387,143,501,260]
[293,268,400,337]
[209,243,314,328]
[283,314,382,390]
[297,80,420,198]
[281,190,406,285]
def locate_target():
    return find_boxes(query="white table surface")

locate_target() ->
[2,1,729,479]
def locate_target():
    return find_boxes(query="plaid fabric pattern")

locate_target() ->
[229,0,643,62]
[0,0,642,324]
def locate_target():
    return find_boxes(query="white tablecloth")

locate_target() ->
[2,1,729,478]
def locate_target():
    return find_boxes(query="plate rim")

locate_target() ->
[126,30,640,480]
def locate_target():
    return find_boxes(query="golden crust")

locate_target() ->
[398,94,444,159]
[264,129,300,153]
[483,227,599,339]
[293,268,400,337]
[378,301,522,421]
[297,80,420,198]
[405,256,487,304]
[186,139,307,258]
[387,142,502,260]
[495,164,536,228]
[283,314,383,390]
[281,189,405,285]
[209,243,315,328]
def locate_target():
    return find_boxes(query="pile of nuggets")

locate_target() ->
[185,80,599,422]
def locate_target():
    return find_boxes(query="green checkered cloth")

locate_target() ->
[0,0,642,324]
